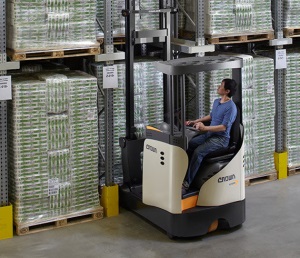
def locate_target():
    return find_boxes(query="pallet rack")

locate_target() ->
[177,0,291,180]
[98,0,294,184]
[271,0,292,179]
[1,1,298,227]
[1,0,105,233]
[0,0,19,240]
[0,0,19,207]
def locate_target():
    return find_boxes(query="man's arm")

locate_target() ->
[195,123,226,132]
[186,115,211,125]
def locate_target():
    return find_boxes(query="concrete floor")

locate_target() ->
[1,175,300,258]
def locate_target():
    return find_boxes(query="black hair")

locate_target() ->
[222,78,237,98]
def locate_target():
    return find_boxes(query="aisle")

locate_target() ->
[1,175,300,258]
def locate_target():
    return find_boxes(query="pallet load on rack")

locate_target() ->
[96,0,159,40]
[7,70,102,235]
[183,0,273,44]
[285,49,300,170]
[92,60,164,184]
[6,0,99,60]
[252,56,275,176]
[283,0,300,37]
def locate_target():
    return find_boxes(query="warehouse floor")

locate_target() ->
[1,175,300,258]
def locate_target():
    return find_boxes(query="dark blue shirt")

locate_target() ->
[210,98,237,139]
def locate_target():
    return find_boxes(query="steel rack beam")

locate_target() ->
[0,62,19,71]
[171,38,215,54]
[272,0,286,153]
[95,51,125,62]
[271,0,289,179]
[195,0,205,47]
[103,0,114,186]
[0,0,8,206]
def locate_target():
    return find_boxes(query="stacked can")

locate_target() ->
[140,61,164,129]
[6,0,47,49]
[7,69,100,224]
[283,0,300,27]
[204,0,236,35]
[252,0,272,31]
[184,0,272,36]
[97,0,160,37]
[65,71,99,212]
[252,56,275,174]
[285,50,300,167]
[6,0,97,50]
[7,75,49,223]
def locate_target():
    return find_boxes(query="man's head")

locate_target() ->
[219,78,237,98]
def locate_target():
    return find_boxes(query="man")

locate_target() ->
[183,78,237,193]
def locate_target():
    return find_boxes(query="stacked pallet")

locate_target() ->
[183,0,273,43]
[7,0,98,52]
[283,0,300,37]
[285,50,300,167]
[7,70,101,230]
[96,0,160,38]
[93,60,164,184]
[284,0,300,28]
[252,56,275,175]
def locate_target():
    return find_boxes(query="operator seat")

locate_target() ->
[190,106,242,190]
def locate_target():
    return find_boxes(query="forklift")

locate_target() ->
[119,1,245,238]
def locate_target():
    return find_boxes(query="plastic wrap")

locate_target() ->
[184,0,272,36]
[251,56,275,175]
[6,0,98,50]
[285,50,300,166]
[7,71,100,224]
[96,0,160,38]
[283,0,300,28]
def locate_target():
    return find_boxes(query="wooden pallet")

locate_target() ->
[207,31,274,44]
[15,207,103,236]
[97,36,126,45]
[245,171,277,187]
[288,165,300,176]
[7,46,101,61]
[284,27,300,38]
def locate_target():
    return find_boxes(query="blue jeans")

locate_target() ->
[185,133,229,187]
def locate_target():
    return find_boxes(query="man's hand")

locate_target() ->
[194,122,206,131]
[185,120,195,126]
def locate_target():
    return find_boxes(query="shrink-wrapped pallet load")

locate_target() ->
[184,0,273,36]
[7,0,97,50]
[96,0,160,37]
[283,0,300,28]
[285,50,300,167]
[252,56,275,175]
[7,71,100,225]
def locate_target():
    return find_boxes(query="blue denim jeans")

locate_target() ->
[185,133,229,187]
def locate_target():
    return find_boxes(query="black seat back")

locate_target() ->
[228,106,241,149]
